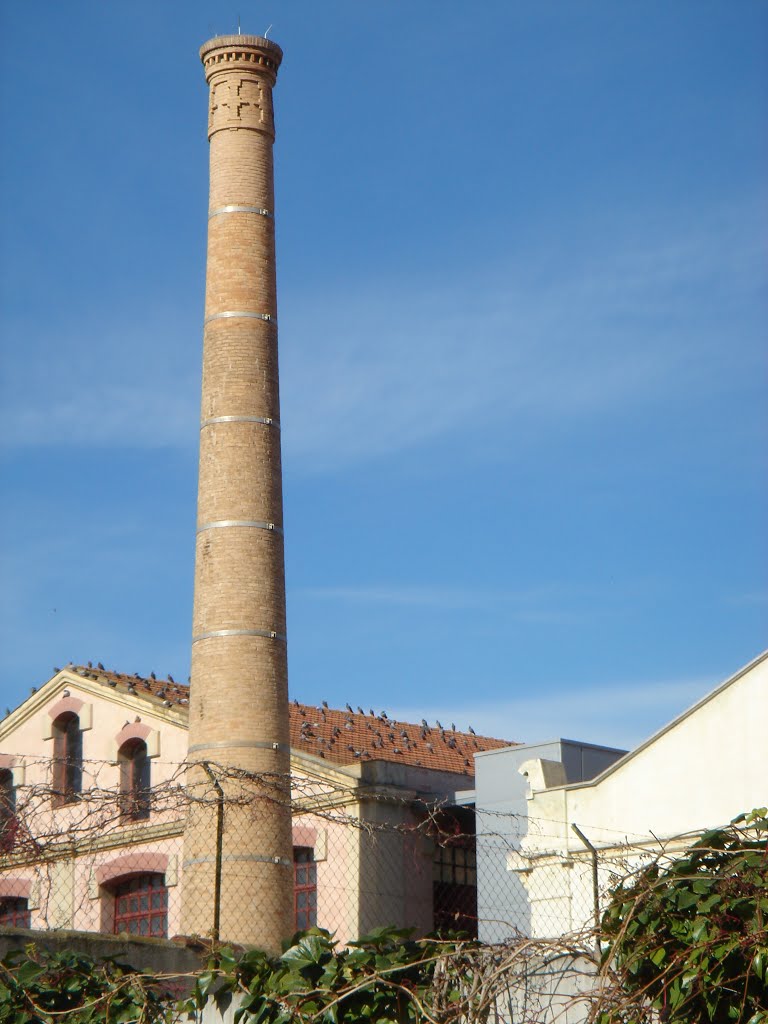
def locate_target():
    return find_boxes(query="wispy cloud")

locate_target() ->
[278,205,765,470]
[298,582,598,622]
[726,590,768,607]
[390,676,718,752]
[0,305,199,450]
[0,204,763,466]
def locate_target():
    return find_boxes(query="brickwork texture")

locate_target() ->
[182,34,293,951]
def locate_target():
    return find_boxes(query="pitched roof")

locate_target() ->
[65,665,514,777]
[288,700,513,775]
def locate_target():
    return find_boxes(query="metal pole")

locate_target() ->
[571,823,601,958]
[202,762,225,943]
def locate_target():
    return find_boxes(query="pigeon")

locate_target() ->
[150,672,156,680]
[436,719,443,729]
[322,700,329,709]
[345,703,353,713]
[97,662,105,671]
[468,726,476,735]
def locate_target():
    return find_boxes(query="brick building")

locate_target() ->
[0,665,511,942]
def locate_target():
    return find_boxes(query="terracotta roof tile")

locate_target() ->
[288,701,514,776]
[69,666,515,777]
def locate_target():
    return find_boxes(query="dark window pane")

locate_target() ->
[113,873,168,939]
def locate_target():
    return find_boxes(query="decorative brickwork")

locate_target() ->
[182,33,292,951]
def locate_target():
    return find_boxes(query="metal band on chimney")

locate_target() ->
[204,311,276,325]
[201,415,280,429]
[192,628,287,643]
[188,739,289,754]
[197,519,283,535]
[209,204,274,219]
[183,854,292,868]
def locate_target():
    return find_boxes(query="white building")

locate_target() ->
[502,650,768,937]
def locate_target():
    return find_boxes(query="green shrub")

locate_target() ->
[600,809,768,1024]
[0,945,169,1023]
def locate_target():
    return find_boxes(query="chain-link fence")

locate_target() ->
[0,756,630,946]
[2,762,761,1024]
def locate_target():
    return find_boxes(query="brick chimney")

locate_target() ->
[182,34,292,950]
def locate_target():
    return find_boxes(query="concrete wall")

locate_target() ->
[473,739,624,941]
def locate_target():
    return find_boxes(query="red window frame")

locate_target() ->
[0,769,17,853]
[113,873,168,938]
[118,739,151,821]
[52,712,82,807]
[293,847,317,931]
[0,897,30,928]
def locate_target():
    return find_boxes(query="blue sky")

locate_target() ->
[0,1,765,750]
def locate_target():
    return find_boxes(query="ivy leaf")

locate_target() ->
[197,969,216,997]
[751,951,764,980]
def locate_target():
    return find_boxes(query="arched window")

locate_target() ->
[0,897,30,928]
[112,873,167,937]
[293,847,317,931]
[52,712,82,806]
[118,739,150,821]
[0,769,16,852]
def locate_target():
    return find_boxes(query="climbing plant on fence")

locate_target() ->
[599,809,768,1024]
[184,926,486,1023]
[5,810,767,1024]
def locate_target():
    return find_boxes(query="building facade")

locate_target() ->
[0,666,510,942]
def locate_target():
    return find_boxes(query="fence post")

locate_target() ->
[571,823,600,957]
[201,762,225,943]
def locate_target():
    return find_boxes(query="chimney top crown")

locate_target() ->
[200,34,283,80]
